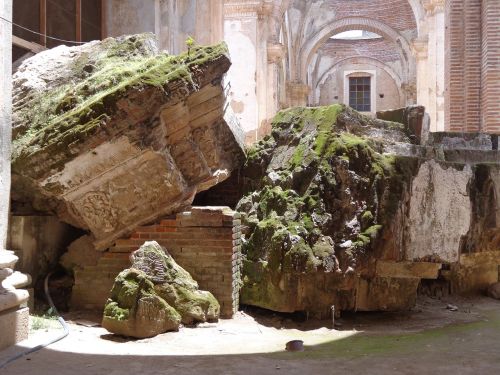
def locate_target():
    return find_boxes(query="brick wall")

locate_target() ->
[327,0,417,32]
[481,0,500,133]
[72,207,242,318]
[445,0,500,133]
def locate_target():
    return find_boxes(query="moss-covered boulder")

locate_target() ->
[102,241,219,338]
[237,104,421,316]
[12,34,245,250]
[102,268,181,338]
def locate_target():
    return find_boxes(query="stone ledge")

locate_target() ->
[0,288,30,312]
[0,251,18,269]
[3,271,32,289]
[376,261,442,279]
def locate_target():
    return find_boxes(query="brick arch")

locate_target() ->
[312,56,405,106]
[299,17,415,84]
[406,0,426,28]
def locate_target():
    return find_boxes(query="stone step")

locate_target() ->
[3,272,32,289]
[0,251,19,269]
[0,288,29,312]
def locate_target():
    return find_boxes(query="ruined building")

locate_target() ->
[1,0,499,347]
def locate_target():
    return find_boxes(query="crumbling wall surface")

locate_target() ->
[11,34,245,250]
[236,104,500,315]
[405,160,472,263]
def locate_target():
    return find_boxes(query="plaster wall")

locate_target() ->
[224,17,259,143]
[316,64,403,112]
[406,160,472,263]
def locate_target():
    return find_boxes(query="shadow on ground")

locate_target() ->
[1,297,499,375]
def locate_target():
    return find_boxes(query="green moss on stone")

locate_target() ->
[103,300,130,321]
[13,37,229,172]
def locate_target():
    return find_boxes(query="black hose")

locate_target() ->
[0,273,70,370]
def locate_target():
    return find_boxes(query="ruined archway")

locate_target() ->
[299,17,415,85]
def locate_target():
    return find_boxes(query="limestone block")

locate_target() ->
[376,261,441,279]
[0,307,29,351]
[0,288,29,312]
[12,34,245,251]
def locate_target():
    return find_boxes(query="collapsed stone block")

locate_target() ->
[11,33,245,250]
[236,104,500,315]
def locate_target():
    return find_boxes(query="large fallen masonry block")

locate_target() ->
[11,33,245,250]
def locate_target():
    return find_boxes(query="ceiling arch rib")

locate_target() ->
[299,17,415,83]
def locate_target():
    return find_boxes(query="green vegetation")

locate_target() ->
[30,309,59,331]
[13,35,229,173]
[237,104,419,311]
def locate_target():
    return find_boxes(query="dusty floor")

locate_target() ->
[1,296,499,375]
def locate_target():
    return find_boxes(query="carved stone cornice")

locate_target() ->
[412,38,428,60]
[286,81,310,101]
[267,42,285,63]
[423,0,445,16]
[224,0,263,18]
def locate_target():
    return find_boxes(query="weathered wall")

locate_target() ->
[104,0,156,38]
[315,63,403,112]
[158,0,223,54]
[103,0,223,54]
[72,207,241,318]
[406,160,472,263]
[8,216,79,284]
[224,13,259,143]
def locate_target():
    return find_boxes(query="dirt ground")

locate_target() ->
[1,296,499,375]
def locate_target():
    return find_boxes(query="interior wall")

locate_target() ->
[316,64,403,112]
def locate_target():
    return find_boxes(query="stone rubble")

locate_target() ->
[102,241,219,338]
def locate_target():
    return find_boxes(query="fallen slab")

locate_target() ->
[12,34,245,250]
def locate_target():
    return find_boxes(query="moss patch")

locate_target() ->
[13,35,229,173]
[237,104,420,313]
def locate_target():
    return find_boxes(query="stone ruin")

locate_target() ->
[229,104,500,317]
[9,33,246,338]
[7,32,500,337]
[11,33,245,251]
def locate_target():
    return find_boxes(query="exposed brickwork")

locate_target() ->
[481,0,500,133]
[445,0,500,134]
[327,0,417,32]
[72,207,242,318]
[319,38,401,64]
